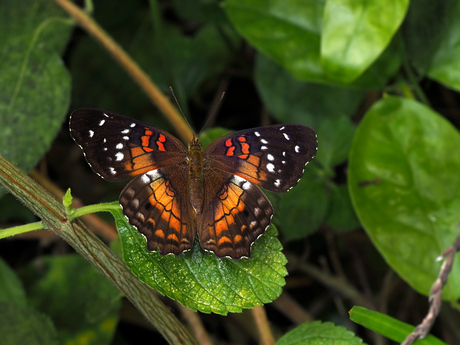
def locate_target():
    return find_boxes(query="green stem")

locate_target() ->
[69,201,121,220]
[0,222,45,239]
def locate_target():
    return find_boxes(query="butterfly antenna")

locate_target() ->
[169,86,195,138]
[198,91,226,138]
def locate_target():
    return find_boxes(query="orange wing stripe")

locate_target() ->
[217,236,232,246]
[154,229,165,239]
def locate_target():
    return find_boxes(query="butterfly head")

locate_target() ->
[188,137,202,152]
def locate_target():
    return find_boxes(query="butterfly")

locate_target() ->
[70,109,317,259]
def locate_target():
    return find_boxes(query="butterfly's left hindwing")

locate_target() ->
[70,109,187,181]
[198,170,273,259]
[203,124,317,193]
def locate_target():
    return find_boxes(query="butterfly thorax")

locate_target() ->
[187,138,204,214]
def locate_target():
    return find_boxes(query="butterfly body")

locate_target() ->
[70,109,317,259]
[187,139,205,214]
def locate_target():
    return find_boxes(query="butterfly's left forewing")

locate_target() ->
[70,109,187,181]
[203,124,317,193]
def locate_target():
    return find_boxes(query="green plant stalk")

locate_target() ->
[350,306,446,345]
[0,154,198,345]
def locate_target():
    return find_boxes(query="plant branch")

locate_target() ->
[53,0,192,143]
[0,154,197,345]
[401,231,460,345]
[252,305,275,345]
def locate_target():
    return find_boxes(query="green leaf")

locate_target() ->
[325,185,360,232]
[315,115,356,172]
[321,0,409,82]
[21,255,121,345]
[113,208,287,315]
[254,54,364,130]
[199,127,233,148]
[350,306,447,345]
[0,257,27,307]
[0,0,72,178]
[276,169,328,241]
[423,1,460,92]
[0,302,59,345]
[224,0,401,88]
[276,320,364,345]
[404,1,454,75]
[348,96,460,300]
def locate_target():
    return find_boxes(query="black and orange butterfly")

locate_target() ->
[70,109,317,259]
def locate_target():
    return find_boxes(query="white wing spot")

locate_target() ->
[141,174,151,184]
[109,167,116,175]
[274,179,281,187]
[261,146,268,150]
[99,119,106,126]
[242,181,251,190]
[261,139,268,144]
[103,147,108,151]
[267,154,274,161]
[103,138,107,143]
[103,113,109,118]
[250,221,257,228]
[115,152,124,161]
[88,130,94,138]
[283,151,286,156]
[146,170,161,180]
[282,160,286,164]
[121,129,130,134]
[283,133,290,140]
[279,126,285,130]
[295,145,300,153]
[130,123,136,128]
[116,143,123,149]
[132,198,140,208]
[254,131,260,137]
[267,163,275,172]
[136,212,145,222]
[233,175,246,185]
[254,207,261,216]
[123,136,129,140]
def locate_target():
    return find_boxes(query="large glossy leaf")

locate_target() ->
[0,0,72,177]
[321,0,409,82]
[348,96,460,300]
[224,0,401,88]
